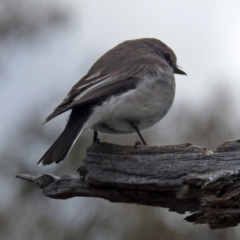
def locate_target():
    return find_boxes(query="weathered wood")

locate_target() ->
[17,140,240,229]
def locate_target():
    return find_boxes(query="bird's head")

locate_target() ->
[142,38,187,76]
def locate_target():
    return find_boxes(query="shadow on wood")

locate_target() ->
[17,140,240,229]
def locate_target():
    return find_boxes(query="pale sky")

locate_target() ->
[1,0,240,148]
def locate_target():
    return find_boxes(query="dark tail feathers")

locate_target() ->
[38,108,90,165]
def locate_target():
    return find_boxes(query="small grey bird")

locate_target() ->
[38,38,186,165]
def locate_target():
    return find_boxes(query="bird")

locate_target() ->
[38,38,186,165]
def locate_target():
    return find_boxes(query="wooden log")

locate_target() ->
[17,140,240,229]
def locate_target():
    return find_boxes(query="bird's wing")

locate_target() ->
[45,60,161,122]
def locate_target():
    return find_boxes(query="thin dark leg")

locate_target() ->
[93,131,99,143]
[130,122,147,145]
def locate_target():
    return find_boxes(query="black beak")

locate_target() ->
[174,67,187,75]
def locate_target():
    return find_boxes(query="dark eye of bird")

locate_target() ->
[163,53,171,62]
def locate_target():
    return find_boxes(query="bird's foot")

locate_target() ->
[134,141,142,149]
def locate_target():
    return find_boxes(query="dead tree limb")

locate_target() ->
[17,140,240,229]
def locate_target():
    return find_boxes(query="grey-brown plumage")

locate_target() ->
[38,38,186,165]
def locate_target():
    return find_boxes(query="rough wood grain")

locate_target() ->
[17,140,240,229]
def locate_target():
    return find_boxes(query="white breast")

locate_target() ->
[83,70,175,134]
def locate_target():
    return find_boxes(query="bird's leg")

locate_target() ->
[129,122,147,146]
[93,131,100,143]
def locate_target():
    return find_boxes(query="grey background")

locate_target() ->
[1,1,240,239]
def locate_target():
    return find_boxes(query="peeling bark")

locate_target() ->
[17,140,240,229]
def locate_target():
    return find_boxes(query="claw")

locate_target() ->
[134,141,142,149]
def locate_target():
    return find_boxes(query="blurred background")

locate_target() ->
[1,0,240,239]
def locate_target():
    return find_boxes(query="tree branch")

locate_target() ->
[17,140,240,229]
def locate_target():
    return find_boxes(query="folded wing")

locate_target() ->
[45,59,160,122]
